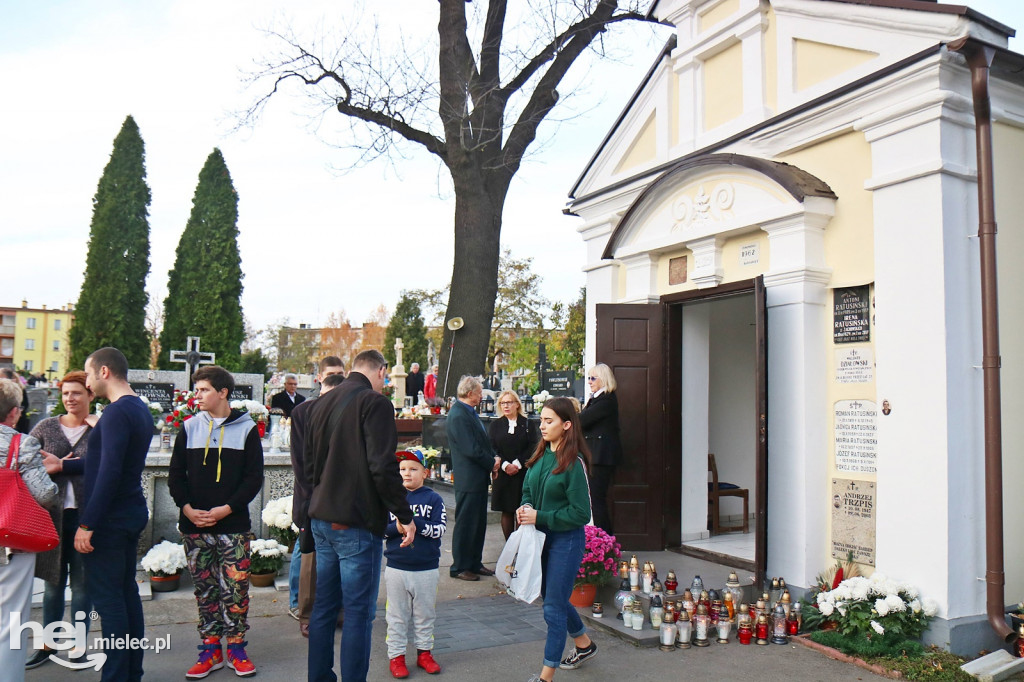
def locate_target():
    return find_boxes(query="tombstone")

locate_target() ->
[390,337,408,404]
[128,370,188,411]
[229,373,264,405]
[168,336,215,389]
[543,370,576,397]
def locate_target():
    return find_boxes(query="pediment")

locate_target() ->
[603,154,835,260]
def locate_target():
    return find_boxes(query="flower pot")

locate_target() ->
[250,571,277,588]
[570,583,598,608]
[150,573,181,592]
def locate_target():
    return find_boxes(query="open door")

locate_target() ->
[754,275,768,587]
[595,303,666,550]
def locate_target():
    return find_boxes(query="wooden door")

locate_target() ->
[754,275,768,587]
[596,303,666,550]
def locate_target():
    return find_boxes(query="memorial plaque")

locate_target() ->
[230,385,254,401]
[834,399,877,473]
[833,285,870,343]
[543,371,575,396]
[130,382,175,410]
[831,478,876,565]
[835,347,874,384]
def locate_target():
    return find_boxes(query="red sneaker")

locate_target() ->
[417,650,442,674]
[389,654,410,679]
[225,641,256,677]
[185,637,224,679]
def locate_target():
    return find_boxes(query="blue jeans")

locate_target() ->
[289,539,301,609]
[539,526,587,668]
[307,519,382,682]
[82,519,147,682]
[42,508,92,632]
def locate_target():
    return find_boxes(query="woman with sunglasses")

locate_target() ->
[579,363,622,534]
[488,391,539,540]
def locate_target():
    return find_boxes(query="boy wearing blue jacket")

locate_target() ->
[384,450,447,679]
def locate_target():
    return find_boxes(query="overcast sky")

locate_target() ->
[1,0,1021,340]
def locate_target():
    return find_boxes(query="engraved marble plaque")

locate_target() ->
[834,399,877,473]
[835,347,874,384]
[831,478,876,566]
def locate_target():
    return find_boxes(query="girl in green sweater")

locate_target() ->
[517,397,597,682]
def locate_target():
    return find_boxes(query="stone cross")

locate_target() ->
[394,337,404,370]
[391,337,408,405]
[169,336,216,389]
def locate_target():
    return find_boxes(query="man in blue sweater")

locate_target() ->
[384,450,446,679]
[45,347,152,682]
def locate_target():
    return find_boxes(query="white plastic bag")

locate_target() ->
[496,524,546,604]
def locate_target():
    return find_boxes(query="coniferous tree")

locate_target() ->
[384,293,428,370]
[159,149,245,371]
[69,116,152,369]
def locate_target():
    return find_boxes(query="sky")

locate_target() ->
[1,0,1022,341]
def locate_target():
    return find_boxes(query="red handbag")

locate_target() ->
[0,433,59,553]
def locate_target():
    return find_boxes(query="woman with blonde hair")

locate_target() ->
[487,391,539,539]
[579,363,623,534]
[0,378,58,680]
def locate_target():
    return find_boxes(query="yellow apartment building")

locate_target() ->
[11,300,75,379]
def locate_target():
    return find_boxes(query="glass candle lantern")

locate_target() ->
[724,592,735,620]
[619,560,629,580]
[614,578,632,620]
[690,574,705,599]
[650,595,665,628]
[676,610,692,649]
[769,577,780,606]
[1016,624,1024,658]
[717,605,732,643]
[772,604,789,644]
[693,603,711,647]
[710,599,722,629]
[659,610,678,651]
[681,589,695,619]
[738,620,753,645]
[699,590,711,615]
[780,589,792,618]
[737,603,752,629]
[754,598,766,623]
[725,571,743,614]
[786,609,798,636]
[592,602,604,618]
[793,603,803,632]
[632,604,644,631]
[642,561,654,594]
[755,614,770,645]
[665,570,678,595]
[629,555,641,591]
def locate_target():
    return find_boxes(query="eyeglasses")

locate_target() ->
[587,376,598,381]
[499,401,516,407]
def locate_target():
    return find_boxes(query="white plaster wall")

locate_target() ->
[708,293,757,520]
[764,278,829,588]
[681,303,712,541]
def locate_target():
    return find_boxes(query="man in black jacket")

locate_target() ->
[270,374,305,417]
[405,363,425,403]
[305,349,415,682]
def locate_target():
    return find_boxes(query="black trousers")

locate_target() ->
[589,464,616,534]
[450,490,489,575]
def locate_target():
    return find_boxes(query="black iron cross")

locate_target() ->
[169,336,216,388]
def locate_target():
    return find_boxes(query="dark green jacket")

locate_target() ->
[521,448,591,532]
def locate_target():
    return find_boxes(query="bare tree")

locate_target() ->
[244,0,658,396]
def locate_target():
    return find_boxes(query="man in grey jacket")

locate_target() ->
[445,376,500,581]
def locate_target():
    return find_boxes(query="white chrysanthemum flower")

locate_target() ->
[922,598,938,617]
[871,620,885,635]
[901,584,919,600]
[909,599,921,613]
[886,594,906,612]
[817,591,831,605]
[141,541,187,576]
[851,580,870,601]
[819,601,834,616]
[874,598,890,617]
[833,584,852,600]
[836,604,847,617]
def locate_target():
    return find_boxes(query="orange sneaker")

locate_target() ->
[185,637,224,679]
[225,641,255,677]
[389,654,410,679]
[417,649,441,674]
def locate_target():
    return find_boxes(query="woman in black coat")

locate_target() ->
[487,390,538,539]
[579,363,623,534]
